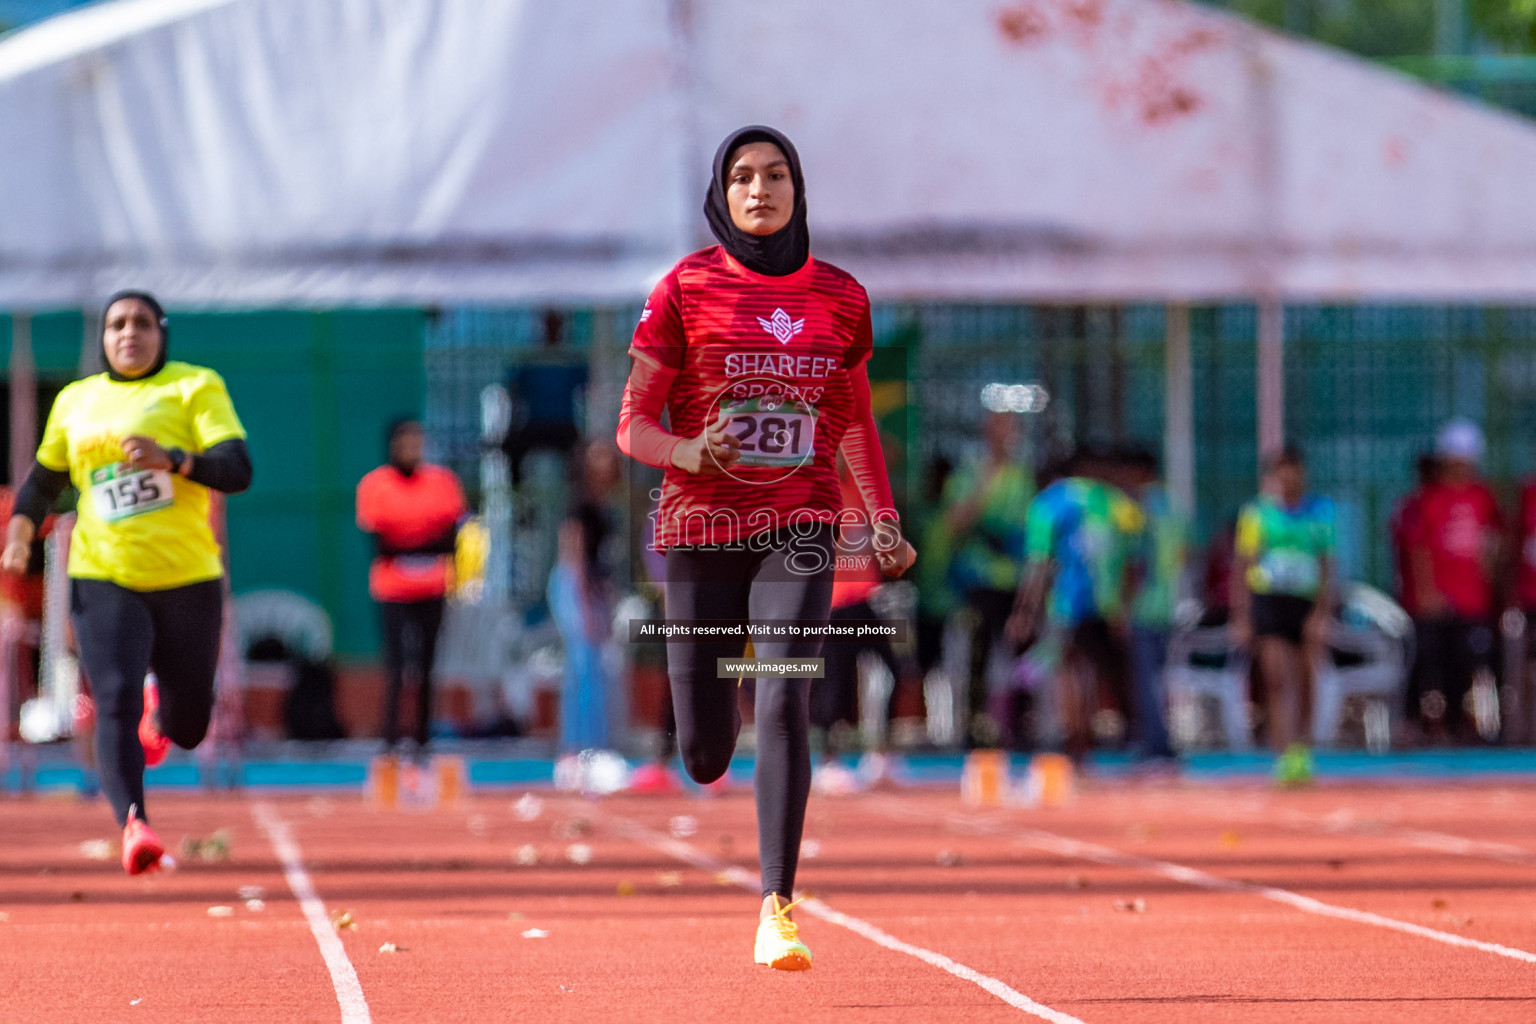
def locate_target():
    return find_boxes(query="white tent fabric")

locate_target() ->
[4,0,1536,307]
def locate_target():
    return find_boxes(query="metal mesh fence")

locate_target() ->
[425,301,1536,604]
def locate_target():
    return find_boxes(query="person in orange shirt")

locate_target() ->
[355,419,467,756]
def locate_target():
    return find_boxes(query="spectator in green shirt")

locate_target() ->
[1007,446,1144,760]
[941,412,1034,746]
[1123,447,1187,765]
[1231,445,1335,780]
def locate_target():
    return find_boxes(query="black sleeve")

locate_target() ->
[14,462,71,529]
[184,439,253,494]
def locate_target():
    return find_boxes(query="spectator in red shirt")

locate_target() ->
[1506,453,1536,721]
[1410,421,1500,741]
[355,419,467,756]
[1392,453,1439,731]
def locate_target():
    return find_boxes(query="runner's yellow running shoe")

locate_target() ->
[754,895,812,971]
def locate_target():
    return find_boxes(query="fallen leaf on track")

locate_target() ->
[1218,831,1241,849]
[207,906,235,918]
[1066,875,1088,890]
[1431,898,1448,909]
[656,871,684,888]
[78,839,113,861]
[180,830,232,863]
[616,880,637,897]
[331,910,356,931]
[513,794,544,822]
[378,942,405,953]
[555,817,593,840]
[1113,899,1147,913]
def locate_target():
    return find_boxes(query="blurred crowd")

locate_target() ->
[432,403,1536,778]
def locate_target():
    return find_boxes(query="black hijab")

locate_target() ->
[101,289,169,382]
[703,125,809,277]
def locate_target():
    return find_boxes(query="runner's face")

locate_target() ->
[103,299,163,378]
[1275,462,1305,502]
[983,412,1017,458]
[726,142,794,236]
[390,426,424,470]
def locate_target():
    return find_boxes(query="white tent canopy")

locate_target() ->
[4,0,1536,307]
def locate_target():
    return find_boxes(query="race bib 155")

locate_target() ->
[90,463,174,522]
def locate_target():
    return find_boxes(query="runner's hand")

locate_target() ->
[873,535,916,578]
[1,517,35,576]
[121,435,173,472]
[0,541,28,575]
[670,410,742,476]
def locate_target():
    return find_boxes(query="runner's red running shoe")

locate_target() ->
[139,677,170,768]
[122,810,163,875]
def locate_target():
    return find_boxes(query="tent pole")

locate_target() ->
[1163,304,1194,517]
[1256,295,1284,462]
[9,312,35,488]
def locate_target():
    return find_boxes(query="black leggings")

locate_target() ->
[379,598,446,749]
[664,524,835,900]
[71,578,224,826]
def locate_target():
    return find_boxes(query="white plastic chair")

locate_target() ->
[1165,627,1252,751]
[1310,625,1406,748]
[1309,583,1411,749]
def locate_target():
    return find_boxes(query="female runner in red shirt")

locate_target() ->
[618,125,913,971]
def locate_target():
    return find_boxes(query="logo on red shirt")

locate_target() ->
[757,308,805,344]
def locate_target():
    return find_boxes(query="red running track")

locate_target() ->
[3,781,1536,1022]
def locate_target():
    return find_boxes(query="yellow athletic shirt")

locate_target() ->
[35,361,247,591]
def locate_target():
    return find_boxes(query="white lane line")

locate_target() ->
[252,802,372,1024]
[876,801,1536,966]
[609,815,1088,1024]
[1278,808,1536,866]
[1166,793,1536,867]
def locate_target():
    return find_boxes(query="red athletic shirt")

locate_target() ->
[355,463,466,602]
[1412,480,1501,619]
[1389,489,1425,616]
[619,247,896,550]
[1514,480,1536,610]
[831,468,883,609]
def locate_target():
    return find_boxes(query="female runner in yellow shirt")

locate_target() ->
[1,291,252,875]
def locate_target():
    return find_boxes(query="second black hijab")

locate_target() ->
[703,125,809,277]
[101,289,169,382]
